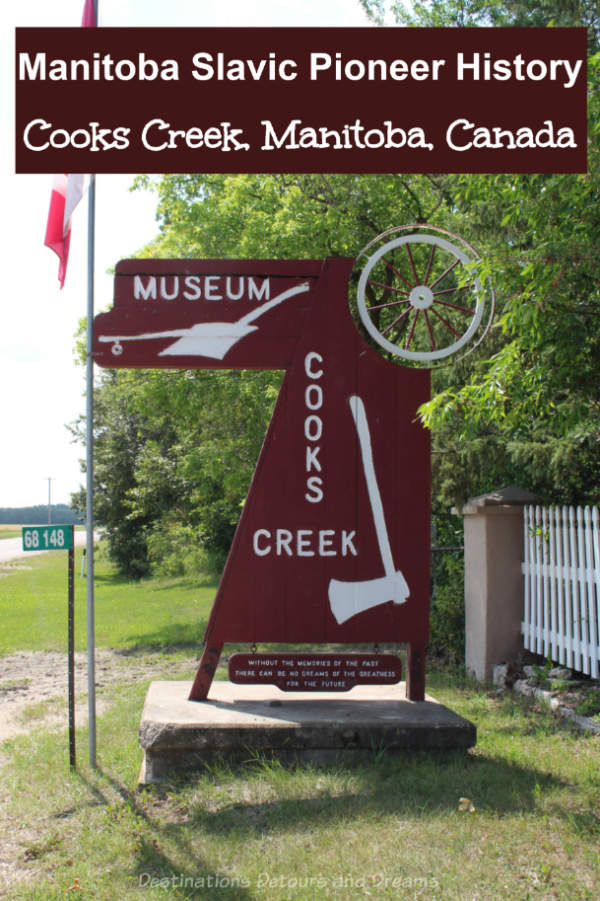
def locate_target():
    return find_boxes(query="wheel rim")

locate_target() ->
[356,228,492,364]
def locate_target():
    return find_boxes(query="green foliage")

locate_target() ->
[145,522,205,577]
[421,54,600,506]
[361,0,505,27]
[75,365,284,579]
[133,172,452,259]
[574,690,600,717]
[359,5,600,510]
[72,371,165,579]
[531,658,554,684]
[360,0,598,50]
[429,555,465,663]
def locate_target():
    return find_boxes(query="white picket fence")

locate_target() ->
[521,505,600,678]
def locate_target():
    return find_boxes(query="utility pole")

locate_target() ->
[46,477,55,524]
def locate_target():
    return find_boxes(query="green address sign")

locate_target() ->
[22,525,74,551]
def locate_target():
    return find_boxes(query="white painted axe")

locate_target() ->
[328,395,410,625]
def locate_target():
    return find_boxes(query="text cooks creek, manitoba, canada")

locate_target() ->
[19,50,584,154]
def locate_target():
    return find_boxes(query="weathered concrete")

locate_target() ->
[138,681,476,784]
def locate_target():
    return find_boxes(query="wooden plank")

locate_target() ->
[562,506,575,669]
[541,505,550,657]
[522,505,532,651]
[583,506,598,678]
[554,506,566,665]
[548,506,558,662]
[572,506,584,671]
[535,506,543,655]
[567,507,577,668]
[592,507,600,672]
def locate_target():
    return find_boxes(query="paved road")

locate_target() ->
[0,530,93,563]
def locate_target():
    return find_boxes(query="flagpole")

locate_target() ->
[86,0,99,768]
[86,172,96,768]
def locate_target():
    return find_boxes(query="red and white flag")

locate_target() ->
[81,0,96,27]
[44,1,96,288]
[44,174,90,288]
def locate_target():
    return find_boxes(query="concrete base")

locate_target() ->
[138,681,476,784]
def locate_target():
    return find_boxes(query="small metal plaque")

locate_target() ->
[228,652,402,692]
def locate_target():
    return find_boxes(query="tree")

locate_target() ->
[357,0,600,506]
[133,172,452,259]
[82,1,599,576]
[72,370,179,578]
[360,0,598,51]
[421,50,600,506]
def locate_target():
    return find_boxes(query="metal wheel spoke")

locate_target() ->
[430,306,462,338]
[380,306,412,337]
[367,297,411,312]
[381,256,414,290]
[432,283,473,297]
[429,257,460,289]
[423,244,436,284]
[424,311,437,351]
[366,279,410,298]
[435,298,475,315]
[406,245,419,283]
[405,311,420,349]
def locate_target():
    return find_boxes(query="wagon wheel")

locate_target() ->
[356,225,494,365]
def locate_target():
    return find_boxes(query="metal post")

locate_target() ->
[68,528,76,769]
[86,174,96,767]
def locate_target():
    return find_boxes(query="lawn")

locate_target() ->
[0,550,599,900]
[0,546,214,655]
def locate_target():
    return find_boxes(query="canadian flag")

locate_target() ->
[44,1,96,287]
[44,174,91,288]
[81,0,96,28]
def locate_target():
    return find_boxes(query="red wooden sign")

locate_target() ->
[94,256,431,700]
[229,653,402,692]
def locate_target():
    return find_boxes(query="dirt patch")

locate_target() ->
[0,648,196,743]
[0,648,198,892]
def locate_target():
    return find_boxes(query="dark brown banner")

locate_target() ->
[15,27,587,173]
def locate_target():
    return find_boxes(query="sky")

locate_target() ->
[2,0,370,508]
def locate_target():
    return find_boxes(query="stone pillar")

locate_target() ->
[462,486,540,682]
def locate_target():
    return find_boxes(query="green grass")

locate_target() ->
[1,551,599,900]
[0,546,215,655]
[1,674,599,900]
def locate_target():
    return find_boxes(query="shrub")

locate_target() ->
[429,554,465,663]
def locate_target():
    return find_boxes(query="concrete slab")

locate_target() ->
[139,681,476,784]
